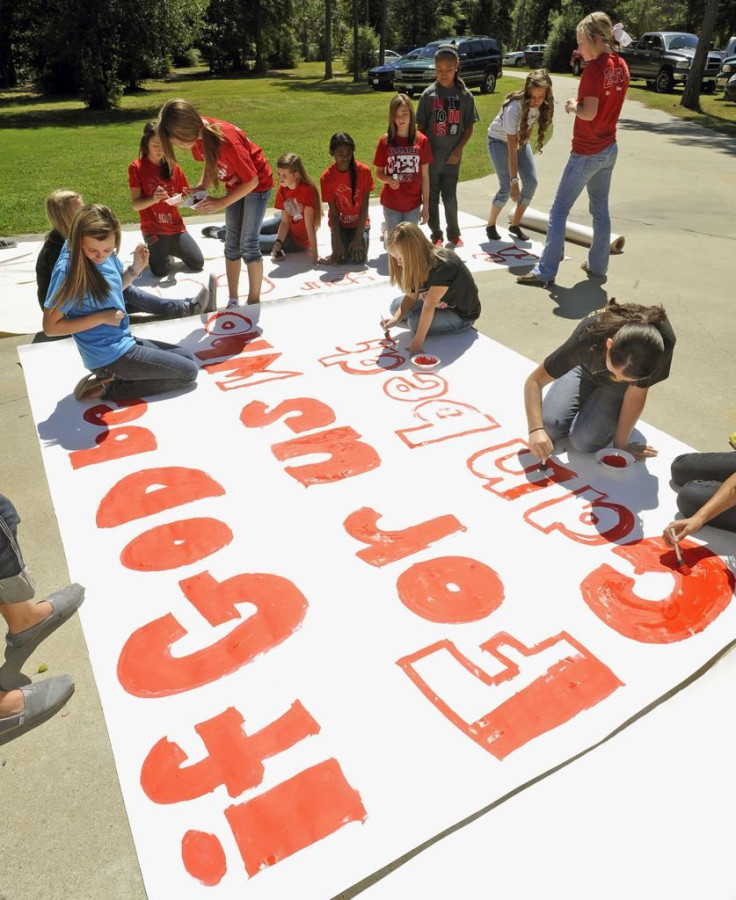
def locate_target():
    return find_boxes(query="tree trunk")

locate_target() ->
[324,0,333,78]
[353,0,359,82]
[680,0,719,111]
[379,0,386,65]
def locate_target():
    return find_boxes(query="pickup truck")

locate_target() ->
[619,31,722,93]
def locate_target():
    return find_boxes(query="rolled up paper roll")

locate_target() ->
[512,207,625,253]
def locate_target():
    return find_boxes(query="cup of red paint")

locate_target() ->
[411,353,440,370]
[595,448,635,471]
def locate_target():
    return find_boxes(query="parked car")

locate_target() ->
[619,31,722,93]
[503,44,543,67]
[717,54,736,91]
[725,72,736,101]
[368,47,421,91]
[394,36,503,95]
[570,48,587,76]
[523,43,547,67]
[369,49,401,65]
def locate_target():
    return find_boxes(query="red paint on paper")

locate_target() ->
[525,485,635,545]
[580,536,735,643]
[397,400,499,448]
[319,339,404,375]
[467,439,577,500]
[383,372,448,403]
[601,454,627,468]
[117,572,307,696]
[141,702,319,803]
[96,467,225,528]
[119,517,233,571]
[195,335,268,361]
[397,556,504,623]
[398,631,622,759]
[82,398,148,427]
[343,507,466,567]
[203,352,301,391]
[69,425,156,470]
[181,830,227,886]
[240,398,336,434]
[271,426,380,486]
[224,759,367,877]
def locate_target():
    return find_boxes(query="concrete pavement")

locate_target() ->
[1,83,735,899]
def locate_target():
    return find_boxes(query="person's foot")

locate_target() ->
[2,584,85,688]
[0,676,75,746]
[189,284,210,315]
[201,226,221,239]
[206,273,218,311]
[226,297,240,310]
[486,224,501,241]
[581,261,605,277]
[445,238,464,249]
[431,233,443,247]
[516,272,554,287]
[0,237,18,249]
[509,225,530,241]
[73,374,114,402]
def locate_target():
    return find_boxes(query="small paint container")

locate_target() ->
[411,354,441,370]
[165,193,182,205]
[595,448,635,471]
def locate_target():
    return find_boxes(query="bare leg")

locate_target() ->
[511,203,529,228]
[488,204,503,227]
[1,599,52,634]
[246,260,263,304]
[226,257,242,302]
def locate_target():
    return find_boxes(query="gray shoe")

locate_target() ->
[0,675,75,745]
[206,273,218,312]
[190,285,210,315]
[2,584,85,686]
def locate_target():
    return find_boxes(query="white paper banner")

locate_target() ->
[19,286,735,899]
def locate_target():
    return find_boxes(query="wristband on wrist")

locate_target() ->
[127,266,141,279]
[510,177,519,184]
[528,427,545,434]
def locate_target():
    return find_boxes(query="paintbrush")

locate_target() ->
[669,529,691,576]
[381,321,395,345]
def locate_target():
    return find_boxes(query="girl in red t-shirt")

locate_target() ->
[320,133,374,264]
[373,94,433,238]
[157,98,273,307]
[260,153,322,265]
[128,121,204,278]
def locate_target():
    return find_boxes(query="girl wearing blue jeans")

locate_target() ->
[524,300,675,462]
[44,204,198,403]
[157,99,273,307]
[518,12,629,287]
[486,70,554,243]
[380,222,480,357]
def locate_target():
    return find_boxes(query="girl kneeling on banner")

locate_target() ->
[320,132,374,264]
[524,299,675,461]
[380,222,480,356]
[485,70,554,243]
[43,204,198,403]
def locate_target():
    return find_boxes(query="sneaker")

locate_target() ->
[0,238,17,249]
[206,273,218,312]
[226,297,240,310]
[0,675,75,746]
[431,233,444,247]
[486,225,501,241]
[190,284,210,315]
[516,272,554,287]
[446,238,464,249]
[202,226,222,239]
[509,225,530,241]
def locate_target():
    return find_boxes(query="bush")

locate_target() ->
[544,0,584,73]
[344,25,380,74]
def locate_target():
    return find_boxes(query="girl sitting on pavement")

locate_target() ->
[128,121,205,277]
[37,190,213,318]
[380,222,480,357]
[524,299,675,461]
[43,204,199,403]
[486,69,554,243]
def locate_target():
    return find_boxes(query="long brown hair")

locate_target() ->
[501,69,554,153]
[587,299,668,379]
[45,189,83,240]
[276,152,322,229]
[156,98,224,188]
[139,120,173,180]
[385,222,442,293]
[49,204,121,310]
[387,93,417,144]
[578,11,620,52]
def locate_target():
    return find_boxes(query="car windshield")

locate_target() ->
[667,34,698,50]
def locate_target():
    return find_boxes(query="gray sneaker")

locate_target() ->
[206,273,218,312]
[190,284,210,315]
[0,675,75,745]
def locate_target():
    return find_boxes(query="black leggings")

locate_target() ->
[145,231,204,277]
[671,451,736,532]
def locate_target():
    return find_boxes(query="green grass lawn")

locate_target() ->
[0,62,519,236]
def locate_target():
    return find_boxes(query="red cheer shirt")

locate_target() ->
[320,161,374,229]
[373,131,433,213]
[192,118,273,193]
[275,180,318,249]
[128,156,187,236]
[572,52,630,155]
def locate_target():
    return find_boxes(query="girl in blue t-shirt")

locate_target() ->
[43,204,199,402]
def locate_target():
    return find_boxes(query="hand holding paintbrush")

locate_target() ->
[666,527,691,576]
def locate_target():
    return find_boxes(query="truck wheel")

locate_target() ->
[702,81,715,94]
[655,69,674,93]
[480,70,497,94]
[573,60,581,76]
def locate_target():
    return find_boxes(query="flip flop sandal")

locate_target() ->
[73,374,114,401]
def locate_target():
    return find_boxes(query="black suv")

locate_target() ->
[394,36,503,95]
